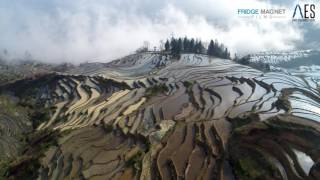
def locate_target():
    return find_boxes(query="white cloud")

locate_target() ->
[0,0,306,63]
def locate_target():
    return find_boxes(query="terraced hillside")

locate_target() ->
[249,49,320,68]
[0,53,319,180]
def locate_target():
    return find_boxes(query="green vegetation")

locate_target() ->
[228,113,260,130]
[275,89,293,112]
[231,152,281,180]
[267,117,316,131]
[207,39,231,59]
[125,151,144,168]
[236,157,262,179]
[228,114,320,180]
[183,80,194,89]
[23,130,59,151]
[124,148,146,177]
[236,55,250,65]
[97,77,131,90]
[103,123,114,132]
[4,74,57,99]
[266,117,320,145]
[0,156,40,180]
[0,92,59,179]
[0,73,23,86]
[145,84,168,98]
[81,84,92,97]
[164,37,231,59]
[0,159,12,179]
[229,135,282,180]
[0,130,59,180]
[235,55,271,72]
[30,107,53,129]
[0,74,62,129]
[0,95,28,117]
[0,95,32,161]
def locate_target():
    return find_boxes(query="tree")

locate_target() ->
[207,40,214,56]
[195,40,204,54]
[183,37,189,52]
[161,36,231,59]
[224,48,231,59]
[170,38,180,57]
[178,38,183,53]
[165,40,170,51]
[190,38,195,53]
[238,55,250,65]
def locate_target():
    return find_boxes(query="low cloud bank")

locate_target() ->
[0,0,309,63]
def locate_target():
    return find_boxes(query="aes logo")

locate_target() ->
[293,4,316,20]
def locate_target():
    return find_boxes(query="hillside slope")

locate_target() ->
[0,53,319,180]
[249,49,320,68]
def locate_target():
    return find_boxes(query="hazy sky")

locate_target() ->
[0,0,319,63]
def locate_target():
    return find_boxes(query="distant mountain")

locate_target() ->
[0,59,75,85]
[0,60,51,85]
